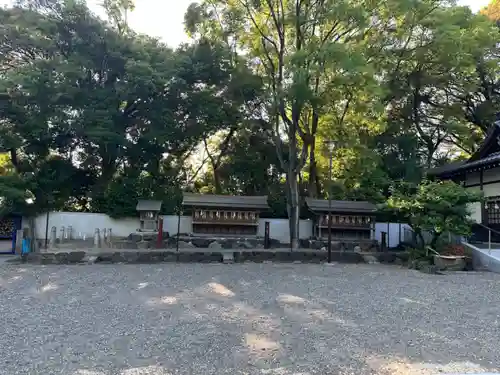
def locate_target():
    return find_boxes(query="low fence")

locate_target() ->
[24,211,409,246]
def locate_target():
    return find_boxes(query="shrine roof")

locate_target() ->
[428,119,500,178]
[136,200,162,212]
[182,193,269,209]
[305,198,377,214]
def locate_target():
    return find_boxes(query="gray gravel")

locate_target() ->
[1,262,500,375]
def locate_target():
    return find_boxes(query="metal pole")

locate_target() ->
[44,210,49,249]
[176,208,181,253]
[489,229,492,255]
[327,146,333,263]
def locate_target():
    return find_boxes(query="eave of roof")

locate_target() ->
[136,200,162,211]
[182,193,269,209]
[428,120,500,177]
[305,198,377,214]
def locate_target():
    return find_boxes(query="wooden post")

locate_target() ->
[157,217,164,248]
[264,221,270,249]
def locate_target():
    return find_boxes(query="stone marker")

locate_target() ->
[94,228,100,248]
[15,229,23,254]
[222,252,234,264]
[102,228,108,242]
[208,241,222,249]
[60,226,65,243]
[50,226,57,247]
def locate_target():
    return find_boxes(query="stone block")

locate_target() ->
[163,252,178,262]
[330,251,364,263]
[178,241,195,249]
[221,239,236,249]
[362,254,379,264]
[111,252,127,263]
[40,253,56,265]
[95,252,114,263]
[208,241,222,249]
[235,241,253,249]
[223,252,234,264]
[137,241,149,250]
[275,252,293,262]
[191,238,212,248]
[177,253,193,262]
[25,252,41,263]
[55,252,69,264]
[127,233,143,242]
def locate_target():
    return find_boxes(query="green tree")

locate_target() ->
[0,0,261,216]
[186,0,416,246]
[383,180,482,249]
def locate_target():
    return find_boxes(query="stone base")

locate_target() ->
[299,238,379,252]
[19,249,407,265]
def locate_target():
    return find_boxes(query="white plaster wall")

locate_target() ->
[483,168,500,184]
[162,215,192,235]
[374,223,410,248]
[465,185,483,223]
[483,182,500,197]
[30,212,141,239]
[257,218,313,242]
[26,211,408,246]
[468,202,482,223]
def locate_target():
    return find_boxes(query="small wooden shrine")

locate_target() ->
[136,200,162,232]
[305,198,376,240]
[182,193,269,236]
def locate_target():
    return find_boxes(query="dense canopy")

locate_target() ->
[0,0,498,246]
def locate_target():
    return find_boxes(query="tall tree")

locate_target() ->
[185,0,418,246]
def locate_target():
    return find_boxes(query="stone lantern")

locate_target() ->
[136,200,162,232]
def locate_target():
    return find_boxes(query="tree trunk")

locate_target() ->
[308,149,320,197]
[287,167,300,249]
[213,168,222,194]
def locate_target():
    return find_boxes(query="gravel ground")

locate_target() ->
[1,262,500,375]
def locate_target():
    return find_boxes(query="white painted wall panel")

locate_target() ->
[483,182,500,197]
[26,212,409,246]
[483,168,500,184]
[374,223,410,248]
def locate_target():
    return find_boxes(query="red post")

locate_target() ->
[157,217,164,248]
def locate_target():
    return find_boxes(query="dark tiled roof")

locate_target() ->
[136,200,162,211]
[305,198,376,214]
[427,161,467,176]
[429,120,500,177]
[428,152,500,176]
[182,193,269,209]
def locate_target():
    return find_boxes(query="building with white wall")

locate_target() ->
[429,120,500,231]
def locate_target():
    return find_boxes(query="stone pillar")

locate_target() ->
[94,228,100,248]
[50,226,57,248]
[102,228,107,245]
[67,225,73,240]
[15,229,24,254]
[108,228,112,245]
[60,226,65,243]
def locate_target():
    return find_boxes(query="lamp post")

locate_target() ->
[325,140,335,263]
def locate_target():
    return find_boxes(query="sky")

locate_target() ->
[89,0,492,47]
[0,0,493,47]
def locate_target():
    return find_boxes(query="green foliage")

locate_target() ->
[384,180,483,248]
[0,0,498,227]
